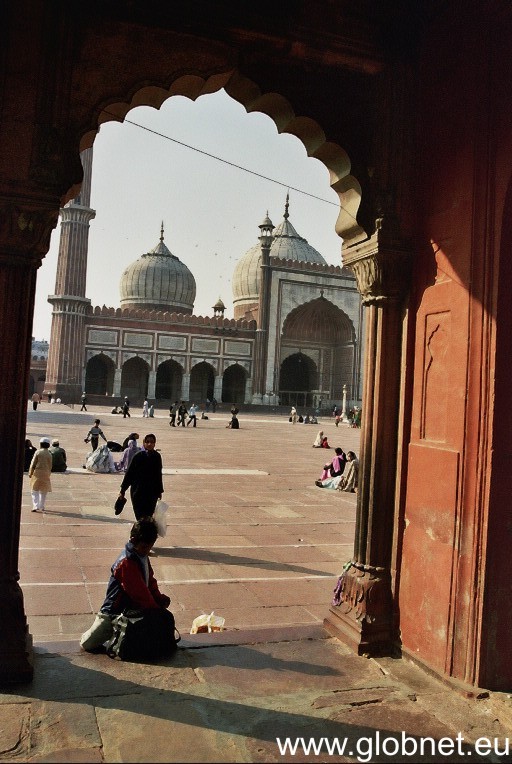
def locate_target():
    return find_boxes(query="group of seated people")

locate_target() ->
[315,446,359,493]
[24,438,67,473]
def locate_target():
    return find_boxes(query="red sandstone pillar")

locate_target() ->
[0,198,59,682]
[324,219,410,654]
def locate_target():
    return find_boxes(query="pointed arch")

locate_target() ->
[79,72,365,246]
[84,353,116,395]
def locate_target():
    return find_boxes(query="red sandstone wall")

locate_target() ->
[398,6,512,689]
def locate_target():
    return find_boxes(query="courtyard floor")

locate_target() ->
[0,404,510,762]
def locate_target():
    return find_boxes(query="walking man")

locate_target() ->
[187,403,198,427]
[118,433,164,520]
[80,392,87,411]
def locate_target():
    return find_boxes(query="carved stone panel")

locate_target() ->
[224,340,251,356]
[191,338,219,354]
[421,311,451,442]
[88,329,118,345]
[158,335,187,351]
[124,333,153,348]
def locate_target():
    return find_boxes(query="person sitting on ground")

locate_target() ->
[24,439,37,472]
[79,517,171,652]
[303,414,311,424]
[115,439,140,472]
[85,419,107,451]
[312,430,325,447]
[310,414,318,424]
[122,432,140,450]
[49,439,67,472]
[316,447,347,487]
[226,404,240,429]
[337,451,359,492]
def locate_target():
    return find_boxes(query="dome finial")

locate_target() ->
[160,221,164,243]
[284,191,290,220]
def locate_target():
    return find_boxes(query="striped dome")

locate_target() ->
[120,226,196,314]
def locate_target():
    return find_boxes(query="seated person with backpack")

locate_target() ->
[80,517,172,654]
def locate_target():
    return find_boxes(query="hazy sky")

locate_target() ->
[33,88,343,341]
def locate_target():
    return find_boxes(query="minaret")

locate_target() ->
[44,148,95,401]
[251,211,274,404]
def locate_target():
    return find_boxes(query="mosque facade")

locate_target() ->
[41,149,363,411]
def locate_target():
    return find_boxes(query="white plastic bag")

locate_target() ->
[153,500,169,538]
[190,611,225,634]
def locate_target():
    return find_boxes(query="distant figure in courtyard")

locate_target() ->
[142,399,149,418]
[49,439,67,472]
[115,439,140,473]
[28,437,52,512]
[187,403,198,427]
[290,406,297,424]
[85,419,107,452]
[312,430,324,447]
[177,402,187,427]
[24,439,36,472]
[122,432,140,449]
[31,392,41,411]
[337,451,359,492]
[227,404,239,429]
[122,397,131,418]
[80,392,87,411]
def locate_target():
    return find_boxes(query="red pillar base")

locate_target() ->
[324,563,395,657]
[0,582,34,684]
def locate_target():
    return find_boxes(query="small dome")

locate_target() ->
[232,196,326,317]
[120,225,196,313]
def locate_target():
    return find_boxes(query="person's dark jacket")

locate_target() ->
[49,446,67,472]
[24,444,36,472]
[100,541,169,615]
[120,449,164,502]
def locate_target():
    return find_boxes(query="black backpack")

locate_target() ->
[106,608,181,661]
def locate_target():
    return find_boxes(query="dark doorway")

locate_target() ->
[85,354,115,395]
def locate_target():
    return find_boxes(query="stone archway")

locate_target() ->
[279,353,317,408]
[222,364,247,404]
[279,298,355,406]
[121,357,149,402]
[189,362,215,404]
[84,353,115,395]
[155,359,183,402]
[0,7,381,685]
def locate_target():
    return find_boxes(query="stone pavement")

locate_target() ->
[1,405,510,762]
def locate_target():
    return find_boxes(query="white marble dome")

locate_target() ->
[120,227,196,314]
[232,199,326,316]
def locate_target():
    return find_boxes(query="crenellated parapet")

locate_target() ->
[269,256,351,277]
[86,304,256,330]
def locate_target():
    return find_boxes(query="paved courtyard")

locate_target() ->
[2,405,510,762]
[22,404,360,640]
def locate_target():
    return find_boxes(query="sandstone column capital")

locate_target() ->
[343,217,411,305]
[0,196,60,264]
